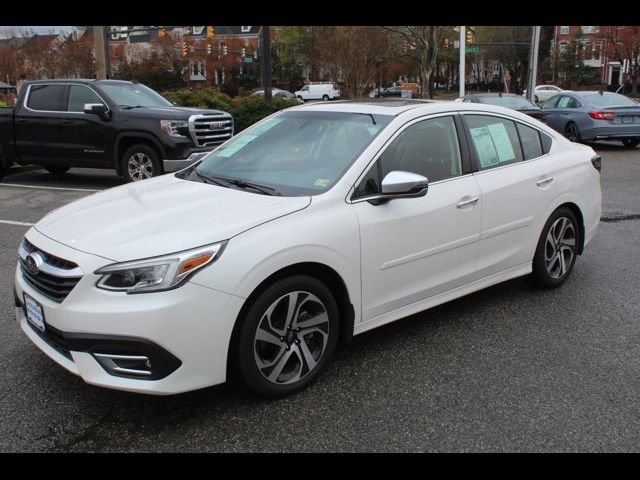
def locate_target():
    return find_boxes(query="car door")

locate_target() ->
[351,114,482,322]
[462,112,560,278]
[14,83,67,165]
[540,95,564,131]
[58,84,111,166]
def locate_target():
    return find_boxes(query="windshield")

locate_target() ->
[584,93,638,107]
[478,95,538,109]
[99,83,174,108]
[185,110,392,196]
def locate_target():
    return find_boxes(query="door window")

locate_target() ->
[354,115,462,198]
[465,115,523,170]
[516,122,543,160]
[26,84,65,111]
[67,85,104,112]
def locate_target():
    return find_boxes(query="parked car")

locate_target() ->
[0,79,233,182]
[541,91,640,148]
[14,100,601,397]
[378,85,403,98]
[294,83,341,102]
[251,88,303,103]
[458,93,547,122]
[523,84,567,104]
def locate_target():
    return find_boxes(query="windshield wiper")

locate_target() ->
[192,170,280,196]
[225,178,281,196]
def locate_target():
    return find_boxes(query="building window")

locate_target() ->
[594,42,601,60]
[581,26,597,34]
[560,26,569,35]
[241,26,252,33]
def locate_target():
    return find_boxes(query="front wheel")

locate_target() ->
[322,94,330,101]
[230,275,339,398]
[621,138,640,149]
[531,207,580,289]
[121,144,161,183]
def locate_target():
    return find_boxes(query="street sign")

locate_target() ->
[454,40,460,49]
[467,46,479,53]
[244,57,253,64]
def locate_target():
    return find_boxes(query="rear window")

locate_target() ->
[477,95,538,110]
[584,93,637,107]
[26,84,65,111]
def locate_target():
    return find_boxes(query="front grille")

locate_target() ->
[19,239,82,303]
[26,319,72,360]
[189,114,233,147]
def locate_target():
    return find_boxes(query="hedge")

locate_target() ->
[162,89,299,132]
[0,100,7,108]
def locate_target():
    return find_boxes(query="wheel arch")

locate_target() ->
[114,133,166,175]
[227,261,355,375]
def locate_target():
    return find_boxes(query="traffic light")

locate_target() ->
[207,26,214,39]
[207,43,212,55]
[466,30,474,45]
[223,44,228,56]
[181,41,189,57]
[443,37,449,49]
[402,40,408,53]
[242,47,246,57]
[158,27,166,38]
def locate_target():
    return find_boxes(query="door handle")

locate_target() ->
[457,196,479,208]
[536,176,554,187]
[16,118,29,124]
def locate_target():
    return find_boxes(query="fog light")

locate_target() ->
[93,353,153,377]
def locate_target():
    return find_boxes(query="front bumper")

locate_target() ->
[14,228,246,395]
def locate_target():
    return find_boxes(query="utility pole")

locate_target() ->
[526,26,541,102]
[94,26,107,80]
[261,26,272,101]
[459,26,466,97]
[104,26,111,79]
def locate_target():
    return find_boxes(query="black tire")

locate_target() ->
[297,95,304,102]
[230,275,340,398]
[531,207,580,289]
[534,95,539,104]
[0,165,7,181]
[621,138,640,149]
[121,144,161,183]
[44,166,70,175]
[564,122,581,143]
[322,94,330,101]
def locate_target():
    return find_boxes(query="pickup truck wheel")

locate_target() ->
[122,145,161,182]
[44,166,70,175]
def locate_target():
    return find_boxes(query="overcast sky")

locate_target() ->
[0,26,74,38]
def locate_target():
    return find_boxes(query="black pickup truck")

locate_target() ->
[0,79,233,182]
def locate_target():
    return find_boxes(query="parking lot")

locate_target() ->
[1,142,639,452]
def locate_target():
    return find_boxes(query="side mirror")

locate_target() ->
[368,171,428,205]
[83,103,109,119]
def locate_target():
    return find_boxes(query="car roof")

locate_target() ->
[286,99,545,118]
[26,79,135,86]
[467,92,521,97]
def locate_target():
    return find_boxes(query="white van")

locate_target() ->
[294,83,341,102]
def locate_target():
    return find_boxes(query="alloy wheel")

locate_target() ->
[127,152,154,181]
[253,291,330,385]
[565,124,579,142]
[544,217,576,279]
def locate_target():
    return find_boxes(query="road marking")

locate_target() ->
[0,220,35,227]
[0,183,100,193]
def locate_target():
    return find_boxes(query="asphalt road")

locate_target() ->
[1,143,639,452]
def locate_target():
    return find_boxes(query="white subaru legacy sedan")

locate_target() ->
[14,100,602,397]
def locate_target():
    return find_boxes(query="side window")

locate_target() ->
[353,116,462,198]
[301,86,309,92]
[556,96,574,108]
[67,85,104,112]
[26,84,65,111]
[541,132,553,154]
[541,96,560,109]
[568,98,582,108]
[465,115,523,170]
[516,123,543,160]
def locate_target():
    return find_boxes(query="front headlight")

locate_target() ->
[160,119,188,138]
[94,241,227,294]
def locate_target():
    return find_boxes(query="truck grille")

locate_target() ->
[188,114,234,147]
[18,239,82,303]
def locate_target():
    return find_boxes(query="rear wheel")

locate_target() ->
[531,207,580,289]
[564,122,580,142]
[121,144,161,183]
[230,275,339,398]
[44,166,70,175]
[621,138,640,149]
[322,94,330,101]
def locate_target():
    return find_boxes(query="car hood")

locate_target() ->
[34,175,311,261]
[123,106,230,120]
